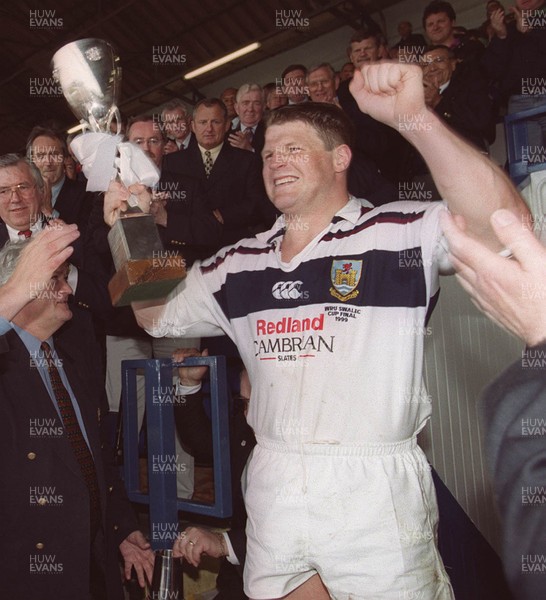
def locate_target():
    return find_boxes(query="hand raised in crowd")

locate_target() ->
[172,347,209,386]
[173,526,227,567]
[228,129,254,151]
[0,222,79,321]
[103,180,152,227]
[490,7,508,38]
[119,530,155,588]
[441,209,546,347]
[349,62,427,131]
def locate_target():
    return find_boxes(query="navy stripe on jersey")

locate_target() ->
[322,209,426,244]
[212,249,428,321]
[201,245,273,274]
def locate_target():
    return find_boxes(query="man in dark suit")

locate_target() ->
[26,125,94,236]
[227,84,266,156]
[422,45,495,151]
[162,98,273,249]
[0,230,154,600]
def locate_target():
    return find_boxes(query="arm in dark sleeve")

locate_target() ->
[481,27,515,81]
[173,389,214,464]
[216,153,267,228]
[435,66,494,146]
[157,176,222,252]
[482,344,546,600]
[347,152,397,206]
[101,415,141,546]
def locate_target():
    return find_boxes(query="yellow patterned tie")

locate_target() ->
[204,150,214,178]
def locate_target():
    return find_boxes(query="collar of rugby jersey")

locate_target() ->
[258,195,366,247]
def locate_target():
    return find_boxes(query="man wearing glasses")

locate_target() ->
[0,154,108,316]
[422,45,494,150]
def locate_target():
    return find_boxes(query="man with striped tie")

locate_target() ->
[0,228,154,599]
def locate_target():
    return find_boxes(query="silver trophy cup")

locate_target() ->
[52,38,122,133]
[52,39,185,306]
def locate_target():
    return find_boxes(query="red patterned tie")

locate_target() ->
[41,342,101,536]
[18,229,32,239]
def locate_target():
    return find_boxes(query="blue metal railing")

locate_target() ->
[504,104,546,187]
[121,356,232,550]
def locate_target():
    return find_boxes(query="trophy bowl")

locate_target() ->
[52,38,121,133]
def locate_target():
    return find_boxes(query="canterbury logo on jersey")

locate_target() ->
[272,281,305,300]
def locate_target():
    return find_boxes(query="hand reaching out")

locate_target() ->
[119,530,155,588]
[173,526,227,567]
[441,209,546,347]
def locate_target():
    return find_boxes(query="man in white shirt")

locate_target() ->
[104,62,529,599]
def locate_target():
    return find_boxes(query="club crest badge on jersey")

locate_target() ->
[329,260,363,301]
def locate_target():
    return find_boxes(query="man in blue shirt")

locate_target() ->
[0,228,154,600]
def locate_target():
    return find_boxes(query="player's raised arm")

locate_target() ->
[350,62,530,251]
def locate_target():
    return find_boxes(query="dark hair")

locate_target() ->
[26,126,68,159]
[423,1,456,26]
[193,97,228,120]
[265,102,354,150]
[347,30,380,57]
[425,44,455,58]
[281,64,308,81]
[126,114,166,141]
[349,29,379,46]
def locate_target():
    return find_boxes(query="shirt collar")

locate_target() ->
[256,196,365,245]
[51,175,65,206]
[6,216,44,242]
[11,322,54,357]
[198,142,223,161]
[439,80,451,94]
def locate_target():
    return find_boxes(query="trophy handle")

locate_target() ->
[87,106,121,134]
[107,107,122,135]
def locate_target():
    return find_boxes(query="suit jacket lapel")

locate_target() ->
[0,222,9,247]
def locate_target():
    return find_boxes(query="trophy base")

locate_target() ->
[108,258,185,307]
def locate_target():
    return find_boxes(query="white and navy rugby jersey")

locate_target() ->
[149,197,448,445]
